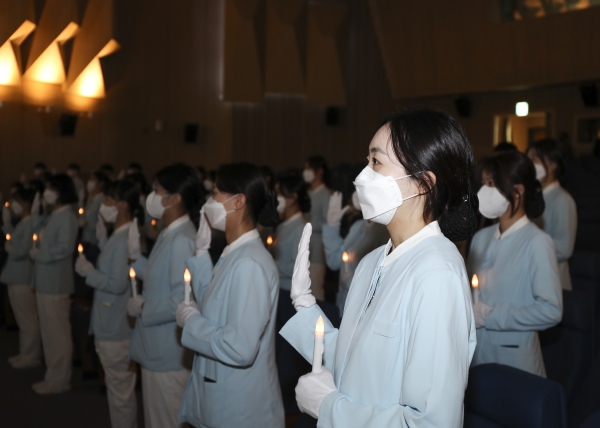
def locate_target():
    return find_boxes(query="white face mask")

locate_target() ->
[477,185,510,219]
[351,191,360,211]
[99,203,118,223]
[534,163,546,181]
[353,166,419,225]
[276,195,286,214]
[87,180,96,193]
[302,169,315,184]
[10,201,22,216]
[43,189,58,205]
[203,179,214,192]
[203,195,238,231]
[146,191,171,219]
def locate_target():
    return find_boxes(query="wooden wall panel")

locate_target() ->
[0,0,36,44]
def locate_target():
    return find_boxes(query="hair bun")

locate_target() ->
[439,191,479,242]
[258,191,280,228]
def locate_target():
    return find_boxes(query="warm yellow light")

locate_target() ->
[151,219,157,227]
[55,22,79,43]
[4,202,9,207]
[32,233,38,241]
[78,243,84,253]
[78,208,84,215]
[342,251,349,263]
[67,40,120,99]
[0,42,20,86]
[129,267,136,279]
[266,236,273,245]
[315,316,324,336]
[472,274,479,289]
[184,268,191,282]
[26,43,65,84]
[6,234,11,241]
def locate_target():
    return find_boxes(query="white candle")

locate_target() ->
[78,243,84,256]
[129,268,137,297]
[184,268,192,304]
[472,274,480,305]
[32,233,38,249]
[312,316,325,373]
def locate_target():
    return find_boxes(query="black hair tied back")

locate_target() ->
[438,190,479,242]
[258,191,280,228]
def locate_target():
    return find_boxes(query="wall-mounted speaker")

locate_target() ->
[326,107,340,126]
[59,114,78,137]
[580,84,598,107]
[184,123,199,143]
[454,97,471,118]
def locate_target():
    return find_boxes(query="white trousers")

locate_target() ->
[96,339,138,428]
[7,284,42,362]
[36,293,72,386]
[141,367,190,428]
[310,263,326,301]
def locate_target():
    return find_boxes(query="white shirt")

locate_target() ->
[221,229,260,259]
[113,221,131,235]
[163,214,190,237]
[282,212,302,226]
[494,215,530,240]
[382,221,442,267]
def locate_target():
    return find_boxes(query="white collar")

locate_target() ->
[543,181,560,195]
[114,221,132,235]
[382,221,441,267]
[494,215,529,240]
[283,212,302,225]
[221,229,260,258]
[164,215,190,236]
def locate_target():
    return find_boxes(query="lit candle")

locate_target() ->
[342,251,349,263]
[78,207,84,215]
[6,234,11,241]
[129,268,137,297]
[266,236,273,246]
[32,233,38,249]
[4,202,9,208]
[151,219,157,228]
[312,315,325,373]
[78,243,84,255]
[472,274,480,305]
[184,268,192,304]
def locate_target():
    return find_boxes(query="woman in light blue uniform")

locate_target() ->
[303,156,330,301]
[175,163,284,428]
[30,175,78,394]
[81,170,110,261]
[127,165,201,428]
[281,109,478,427]
[528,139,577,290]
[2,189,42,368]
[75,180,141,428]
[323,190,389,316]
[468,151,562,377]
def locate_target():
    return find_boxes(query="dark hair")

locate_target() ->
[105,180,143,225]
[14,188,37,206]
[48,174,78,205]
[196,166,207,180]
[127,162,142,172]
[10,182,24,195]
[494,142,518,153]
[91,170,111,188]
[527,138,565,180]
[99,164,115,176]
[306,155,330,187]
[384,108,478,242]
[155,164,202,214]
[215,162,279,227]
[127,173,150,197]
[67,163,80,172]
[477,151,545,219]
[260,165,275,191]
[27,179,45,196]
[278,174,311,214]
[34,162,47,171]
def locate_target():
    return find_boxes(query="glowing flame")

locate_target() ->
[78,208,84,215]
[315,316,324,336]
[342,251,349,263]
[151,219,157,227]
[32,233,38,241]
[6,234,11,241]
[129,267,136,279]
[472,274,479,289]
[184,268,191,282]
[266,236,273,245]
[4,202,9,207]
[78,243,83,253]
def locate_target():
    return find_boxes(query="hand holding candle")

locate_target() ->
[472,274,480,305]
[129,268,137,297]
[184,268,192,304]
[312,316,325,373]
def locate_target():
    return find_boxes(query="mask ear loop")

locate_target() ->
[394,171,425,201]
[223,193,240,214]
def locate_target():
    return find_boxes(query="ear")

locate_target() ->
[418,171,436,191]
[514,184,525,198]
[234,194,247,210]
[167,193,182,207]
[546,159,557,175]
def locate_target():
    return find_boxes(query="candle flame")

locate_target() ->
[6,234,10,241]
[78,244,83,253]
[151,219,157,227]
[129,267,136,279]
[266,236,273,245]
[33,233,38,241]
[184,268,191,282]
[78,208,84,215]
[315,315,324,336]
[342,251,349,263]
[472,274,479,289]
[4,202,9,207]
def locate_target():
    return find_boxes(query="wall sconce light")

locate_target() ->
[515,102,529,117]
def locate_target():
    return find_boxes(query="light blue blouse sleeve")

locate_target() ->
[36,214,77,263]
[322,224,344,271]
[486,233,563,331]
[318,269,474,428]
[275,226,302,281]
[181,258,273,367]
[552,196,577,262]
[141,234,194,327]
[279,304,338,372]
[86,238,130,295]
[185,253,213,303]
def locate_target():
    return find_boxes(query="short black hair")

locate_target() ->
[156,164,202,214]
[278,174,311,214]
[91,170,111,188]
[14,188,37,205]
[127,162,143,172]
[34,162,47,171]
[527,138,565,180]
[67,163,80,172]
[494,142,518,153]
[105,180,143,224]
[48,174,78,205]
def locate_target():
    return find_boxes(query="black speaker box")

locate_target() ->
[184,123,199,143]
[580,84,598,107]
[59,114,78,137]
[454,97,471,118]
[326,107,340,126]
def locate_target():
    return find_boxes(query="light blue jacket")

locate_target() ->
[129,217,196,372]
[33,206,78,294]
[86,224,134,342]
[82,193,105,244]
[323,220,389,315]
[467,221,563,377]
[281,232,476,427]
[532,183,577,290]
[308,186,329,265]
[273,214,306,290]
[1,215,35,285]
[179,236,285,428]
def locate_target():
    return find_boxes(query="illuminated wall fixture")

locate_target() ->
[68,39,120,98]
[0,20,36,86]
[24,22,79,84]
[515,101,529,117]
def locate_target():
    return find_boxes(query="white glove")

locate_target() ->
[195,209,211,257]
[327,192,349,226]
[96,216,107,243]
[296,367,337,419]
[78,216,87,228]
[127,295,146,317]
[176,301,200,327]
[2,206,11,227]
[31,192,41,215]
[128,218,141,260]
[29,248,39,260]
[473,301,492,329]
[75,254,95,277]
[4,241,12,253]
[291,223,317,310]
